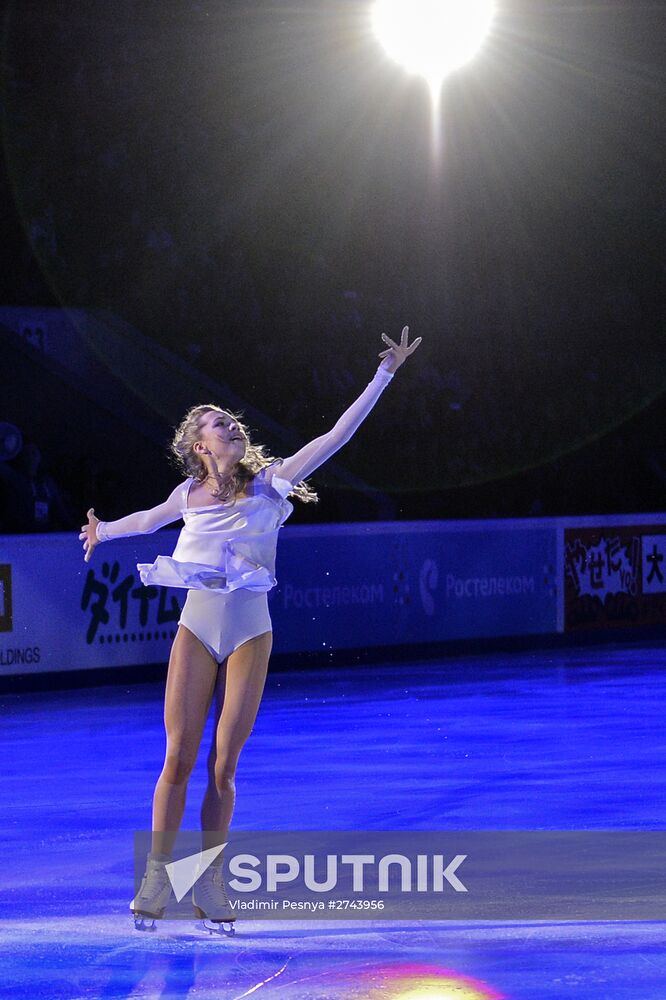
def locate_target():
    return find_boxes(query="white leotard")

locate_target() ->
[93,365,393,660]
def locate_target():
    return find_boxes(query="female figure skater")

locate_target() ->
[80,327,421,932]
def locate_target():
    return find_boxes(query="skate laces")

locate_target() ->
[200,863,229,901]
[139,859,170,896]
[212,865,229,899]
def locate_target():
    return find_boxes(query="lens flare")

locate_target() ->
[393,985,491,999]
[353,961,505,1000]
[384,979,496,999]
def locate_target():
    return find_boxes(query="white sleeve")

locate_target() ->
[271,365,394,487]
[95,480,190,542]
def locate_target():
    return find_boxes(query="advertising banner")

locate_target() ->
[4,511,665,677]
[270,521,557,653]
[0,532,183,676]
[564,524,666,631]
[0,519,558,677]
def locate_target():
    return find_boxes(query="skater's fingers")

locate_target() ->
[400,325,409,345]
[381,333,399,350]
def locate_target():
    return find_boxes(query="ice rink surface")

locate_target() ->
[2,641,665,999]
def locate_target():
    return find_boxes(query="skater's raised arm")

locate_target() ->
[273,326,422,488]
[79,481,187,563]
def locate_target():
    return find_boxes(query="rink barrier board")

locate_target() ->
[0,513,664,677]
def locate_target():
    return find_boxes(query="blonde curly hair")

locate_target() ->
[170,404,318,504]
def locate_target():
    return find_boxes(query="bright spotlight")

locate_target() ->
[371,0,496,92]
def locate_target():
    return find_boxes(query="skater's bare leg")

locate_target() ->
[151,625,218,857]
[200,631,272,852]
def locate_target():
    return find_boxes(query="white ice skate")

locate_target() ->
[130,856,173,931]
[192,861,236,936]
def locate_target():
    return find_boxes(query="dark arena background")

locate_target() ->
[1,2,665,998]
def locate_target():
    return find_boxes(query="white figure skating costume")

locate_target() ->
[95,366,393,661]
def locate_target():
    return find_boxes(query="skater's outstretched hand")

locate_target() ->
[79,508,100,563]
[378,325,422,374]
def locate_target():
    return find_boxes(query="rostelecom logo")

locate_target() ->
[0,565,12,632]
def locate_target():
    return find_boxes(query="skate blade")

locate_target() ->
[195,916,236,936]
[131,904,166,931]
[132,915,159,932]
